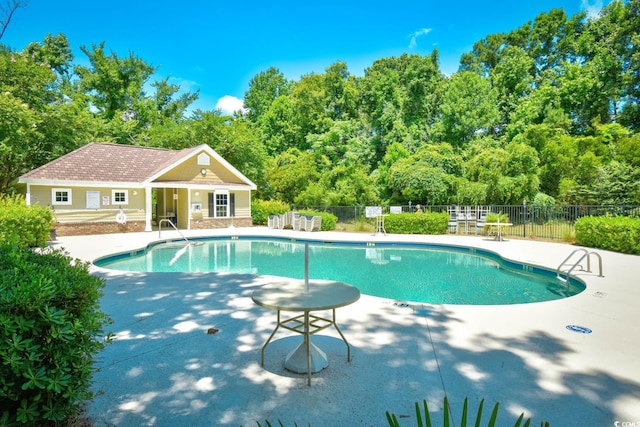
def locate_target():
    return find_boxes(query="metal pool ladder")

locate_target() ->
[556,248,604,286]
[158,219,192,245]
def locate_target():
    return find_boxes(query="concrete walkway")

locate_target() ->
[53,227,640,427]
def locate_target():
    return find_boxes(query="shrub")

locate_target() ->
[384,212,449,234]
[251,199,290,225]
[532,192,556,207]
[0,246,111,425]
[575,215,640,255]
[0,194,53,248]
[298,210,338,231]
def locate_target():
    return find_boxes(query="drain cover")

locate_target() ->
[566,325,592,334]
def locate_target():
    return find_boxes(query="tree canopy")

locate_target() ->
[1,1,639,206]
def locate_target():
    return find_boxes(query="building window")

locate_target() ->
[216,193,228,217]
[52,188,72,205]
[112,190,128,205]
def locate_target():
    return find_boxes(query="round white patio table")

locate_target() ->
[252,278,360,385]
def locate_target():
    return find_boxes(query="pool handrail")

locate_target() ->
[557,248,603,286]
[158,219,192,245]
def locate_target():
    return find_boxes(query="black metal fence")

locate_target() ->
[295,204,640,241]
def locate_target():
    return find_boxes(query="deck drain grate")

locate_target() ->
[566,325,592,334]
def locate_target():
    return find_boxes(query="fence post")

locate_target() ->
[523,200,527,238]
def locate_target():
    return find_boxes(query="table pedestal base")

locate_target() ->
[285,341,328,373]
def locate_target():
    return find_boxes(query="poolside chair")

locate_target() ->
[303,215,322,232]
[448,212,458,233]
[456,206,469,233]
[475,210,488,234]
[447,206,459,233]
[278,211,295,229]
[268,215,280,229]
[292,213,304,231]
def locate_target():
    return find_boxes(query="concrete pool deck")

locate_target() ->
[53,227,640,427]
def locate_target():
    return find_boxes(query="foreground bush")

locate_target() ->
[0,194,53,247]
[384,212,449,234]
[252,199,290,225]
[575,215,640,255]
[0,246,111,425]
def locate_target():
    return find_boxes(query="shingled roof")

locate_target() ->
[20,143,205,184]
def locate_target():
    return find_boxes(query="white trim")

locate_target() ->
[214,192,229,218]
[21,179,145,188]
[111,189,129,205]
[52,188,72,205]
[144,187,152,232]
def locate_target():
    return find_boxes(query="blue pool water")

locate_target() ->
[94,237,585,305]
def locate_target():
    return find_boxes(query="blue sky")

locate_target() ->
[4,0,608,114]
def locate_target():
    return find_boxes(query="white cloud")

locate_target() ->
[409,28,432,49]
[581,0,604,19]
[215,95,246,115]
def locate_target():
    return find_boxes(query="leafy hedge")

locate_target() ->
[384,212,449,234]
[0,194,53,248]
[251,199,290,225]
[0,246,111,425]
[575,215,640,255]
[297,210,338,231]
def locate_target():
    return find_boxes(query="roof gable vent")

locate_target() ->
[197,153,211,166]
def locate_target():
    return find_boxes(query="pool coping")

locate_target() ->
[53,227,640,426]
[93,234,587,305]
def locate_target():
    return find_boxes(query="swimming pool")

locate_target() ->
[94,236,585,305]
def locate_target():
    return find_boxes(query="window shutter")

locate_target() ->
[230,194,235,217]
[208,193,214,218]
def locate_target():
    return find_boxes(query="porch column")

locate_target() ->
[144,187,152,232]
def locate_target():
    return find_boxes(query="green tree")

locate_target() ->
[515,125,573,196]
[143,77,199,126]
[257,94,300,156]
[266,149,321,203]
[74,42,155,121]
[0,92,41,192]
[459,33,506,76]
[616,132,640,167]
[594,160,640,204]
[436,71,499,146]
[323,61,358,121]
[528,8,583,71]
[375,142,410,202]
[290,72,333,144]
[24,33,73,75]
[465,142,539,204]
[577,0,630,126]
[386,143,462,204]
[244,67,290,123]
[618,0,640,129]
[359,53,444,160]
[295,162,378,206]
[307,120,375,168]
[490,46,534,127]
[0,46,91,193]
